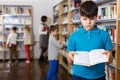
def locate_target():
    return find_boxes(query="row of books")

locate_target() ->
[53,17,58,25]
[3,6,31,16]
[61,26,79,35]
[62,17,68,24]
[97,25,116,42]
[98,3,117,20]
[71,4,117,23]
[4,18,31,25]
[71,10,80,23]
[53,5,59,16]
[69,0,104,11]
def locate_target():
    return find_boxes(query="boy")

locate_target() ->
[67,1,113,80]
[47,25,61,80]
[6,27,18,64]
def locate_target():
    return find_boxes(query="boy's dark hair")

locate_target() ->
[49,25,58,33]
[80,1,98,18]
[41,15,47,22]
[12,26,17,31]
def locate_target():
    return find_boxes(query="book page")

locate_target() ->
[74,51,90,66]
[89,49,108,66]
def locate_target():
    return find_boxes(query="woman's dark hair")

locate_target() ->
[41,15,47,22]
[12,26,17,31]
[49,25,58,33]
[80,1,98,18]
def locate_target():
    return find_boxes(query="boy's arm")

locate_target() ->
[103,50,113,64]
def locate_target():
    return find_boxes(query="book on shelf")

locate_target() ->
[4,7,16,15]
[72,10,80,23]
[0,6,2,15]
[74,49,108,66]
[63,5,68,13]
[74,0,81,8]
[17,7,31,16]
[98,3,117,20]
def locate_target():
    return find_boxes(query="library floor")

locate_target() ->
[0,60,71,80]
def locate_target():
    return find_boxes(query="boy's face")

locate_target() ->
[80,16,97,31]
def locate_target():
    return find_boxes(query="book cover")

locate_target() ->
[74,49,108,66]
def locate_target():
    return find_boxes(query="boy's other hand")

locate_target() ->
[67,52,77,64]
[103,50,113,64]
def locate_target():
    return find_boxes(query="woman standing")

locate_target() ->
[39,15,49,62]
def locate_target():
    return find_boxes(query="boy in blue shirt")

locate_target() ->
[67,1,113,80]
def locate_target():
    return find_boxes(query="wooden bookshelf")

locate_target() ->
[0,5,33,61]
[115,0,120,79]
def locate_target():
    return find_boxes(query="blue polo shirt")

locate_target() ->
[67,26,113,79]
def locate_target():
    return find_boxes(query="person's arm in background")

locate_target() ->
[6,34,11,47]
[39,24,47,35]
[23,31,26,40]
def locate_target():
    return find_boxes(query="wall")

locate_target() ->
[0,0,62,59]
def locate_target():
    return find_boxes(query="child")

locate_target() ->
[67,1,113,80]
[39,15,49,62]
[47,25,61,80]
[6,27,18,64]
[23,25,33,63]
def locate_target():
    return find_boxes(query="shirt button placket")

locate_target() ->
[88,32,90,39]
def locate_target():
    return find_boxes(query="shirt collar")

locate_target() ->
[78,25,100,34]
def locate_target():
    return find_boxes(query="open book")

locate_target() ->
[74,49,108,66]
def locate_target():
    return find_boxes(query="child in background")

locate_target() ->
[23,25,33,63]
[67,1,113,80]
[6,27,18,64]
[47,25,61,80]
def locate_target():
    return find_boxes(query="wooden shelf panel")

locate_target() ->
[95,0,116,5]
[97,19,116,23]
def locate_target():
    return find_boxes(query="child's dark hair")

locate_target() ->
[49,25,58,33]
[41,15,47,22]
[12,26,17,31]
[80,1,98,18]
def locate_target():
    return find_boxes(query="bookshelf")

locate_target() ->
[115,0,120,79]
[53,0,120,79]
[0,5,33,61]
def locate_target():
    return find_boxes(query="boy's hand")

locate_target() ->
[103,50,113,64]
[67,52,77,64]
